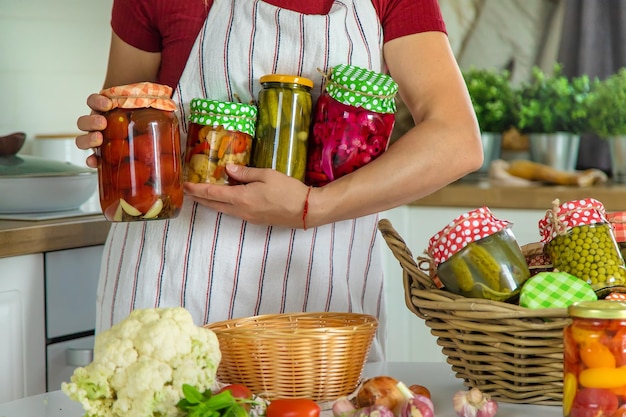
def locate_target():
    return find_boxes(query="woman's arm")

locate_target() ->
[305,31,483,224]
[76,33,161,166]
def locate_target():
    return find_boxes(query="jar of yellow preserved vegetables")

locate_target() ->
[184,98,257,185]
[563,300,626,417]
[252,74,313,181]
[539,198,626,291]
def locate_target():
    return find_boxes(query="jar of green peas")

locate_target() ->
[539,198,626,291]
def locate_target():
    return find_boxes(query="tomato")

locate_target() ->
[105,111,130,141]
[408,384,431,399]
[570,388,618,417]
[217,384,253,401]
[101,136,130,165]
[266,399,320,417]
[129,133,156,166]
[217,384,253,410]
[116,161,152,189]
[611,328,626,367]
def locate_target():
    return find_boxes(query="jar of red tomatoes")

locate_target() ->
[305,64,398,187]
[97,82,183,222]
[252,74,313,182]
[184,98,257,185]
[563,300,626,417]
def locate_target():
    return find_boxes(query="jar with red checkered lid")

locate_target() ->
[539,198,626,290]
[427,206,530,301]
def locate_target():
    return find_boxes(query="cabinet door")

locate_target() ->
[0,254,46,403]
[46,335,95,392]
[45,245,103,339]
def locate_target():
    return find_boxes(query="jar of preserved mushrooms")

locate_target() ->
[98,82,184,222]
[185,98,257,185]
[305,64,398,187]
[252,74,313,182]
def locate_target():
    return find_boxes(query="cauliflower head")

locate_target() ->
[62,307,221,417]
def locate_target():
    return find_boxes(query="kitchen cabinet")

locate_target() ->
[0,254,46,404]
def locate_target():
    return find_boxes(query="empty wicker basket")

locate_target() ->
[205,312,378,401]
[377,218,570,406]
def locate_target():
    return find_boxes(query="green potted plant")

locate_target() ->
[462,67,517,176]
[586,68,626,182]
[515,63,593,171]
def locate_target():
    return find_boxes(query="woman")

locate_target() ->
[77,0,483,361]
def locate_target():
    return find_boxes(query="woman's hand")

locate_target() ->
[76,93,114,168]
[183,165,313,229]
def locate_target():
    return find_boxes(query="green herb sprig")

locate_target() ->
[177,384,254,417]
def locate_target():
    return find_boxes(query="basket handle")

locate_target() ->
[377,219,437,291]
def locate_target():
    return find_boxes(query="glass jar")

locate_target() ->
[97,82,183,222]
[563,300,626,417]
[607,211,626,261]
[428,207,530,301]
[539,199,626,291]
[305,64,398,187]
[252,74,313,181]
[184,98,257,185]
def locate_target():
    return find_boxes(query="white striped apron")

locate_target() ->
[97,0,387,361]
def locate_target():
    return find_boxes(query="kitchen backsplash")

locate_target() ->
[0,0,113,151]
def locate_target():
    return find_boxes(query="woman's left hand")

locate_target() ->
[183,164,312,228]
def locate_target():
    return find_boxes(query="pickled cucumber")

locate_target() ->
[465,242,503,291]
[447,256,474,292]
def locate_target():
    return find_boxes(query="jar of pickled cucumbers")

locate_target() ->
[563,300,626,417]
[97,82,183,222]
[305,64,398,187]
[427,207,530,301]
[252,74,313,181]
[184,98,257,185]
[539,198,626,291]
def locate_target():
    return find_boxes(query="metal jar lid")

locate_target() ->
[568,300,626,319]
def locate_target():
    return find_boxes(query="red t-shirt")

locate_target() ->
[111,0,446,89]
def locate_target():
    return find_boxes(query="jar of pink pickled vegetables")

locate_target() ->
[305,64,398,187]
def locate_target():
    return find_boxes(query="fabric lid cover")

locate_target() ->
[189,98,258,137]
[538,198,608,244]
[100,82,176,112]
[427,206,510,265]
[325,64,399,114]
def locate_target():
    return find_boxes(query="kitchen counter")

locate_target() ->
[0,214,110,258]
[0,362,562,417]
[3,179,626,259]
[410,179,626,211]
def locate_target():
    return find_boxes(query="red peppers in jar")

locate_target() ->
[97,82,184,222]
[305,64,398,187]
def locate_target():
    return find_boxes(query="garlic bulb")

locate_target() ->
[453,388,498,417]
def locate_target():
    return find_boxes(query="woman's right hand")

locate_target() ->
[76,93,113,168]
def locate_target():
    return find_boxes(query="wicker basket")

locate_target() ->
[377,218,570,406]
[204,312,378,401]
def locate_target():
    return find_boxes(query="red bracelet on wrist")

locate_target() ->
[302,186,312,230]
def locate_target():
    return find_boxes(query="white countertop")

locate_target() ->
[0,362,562,417]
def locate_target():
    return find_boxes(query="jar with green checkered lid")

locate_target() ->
[184,98,257,185]
[539,198,626,291]
[305,64,399,186]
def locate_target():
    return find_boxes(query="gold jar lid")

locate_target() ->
[568,300,626,319]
